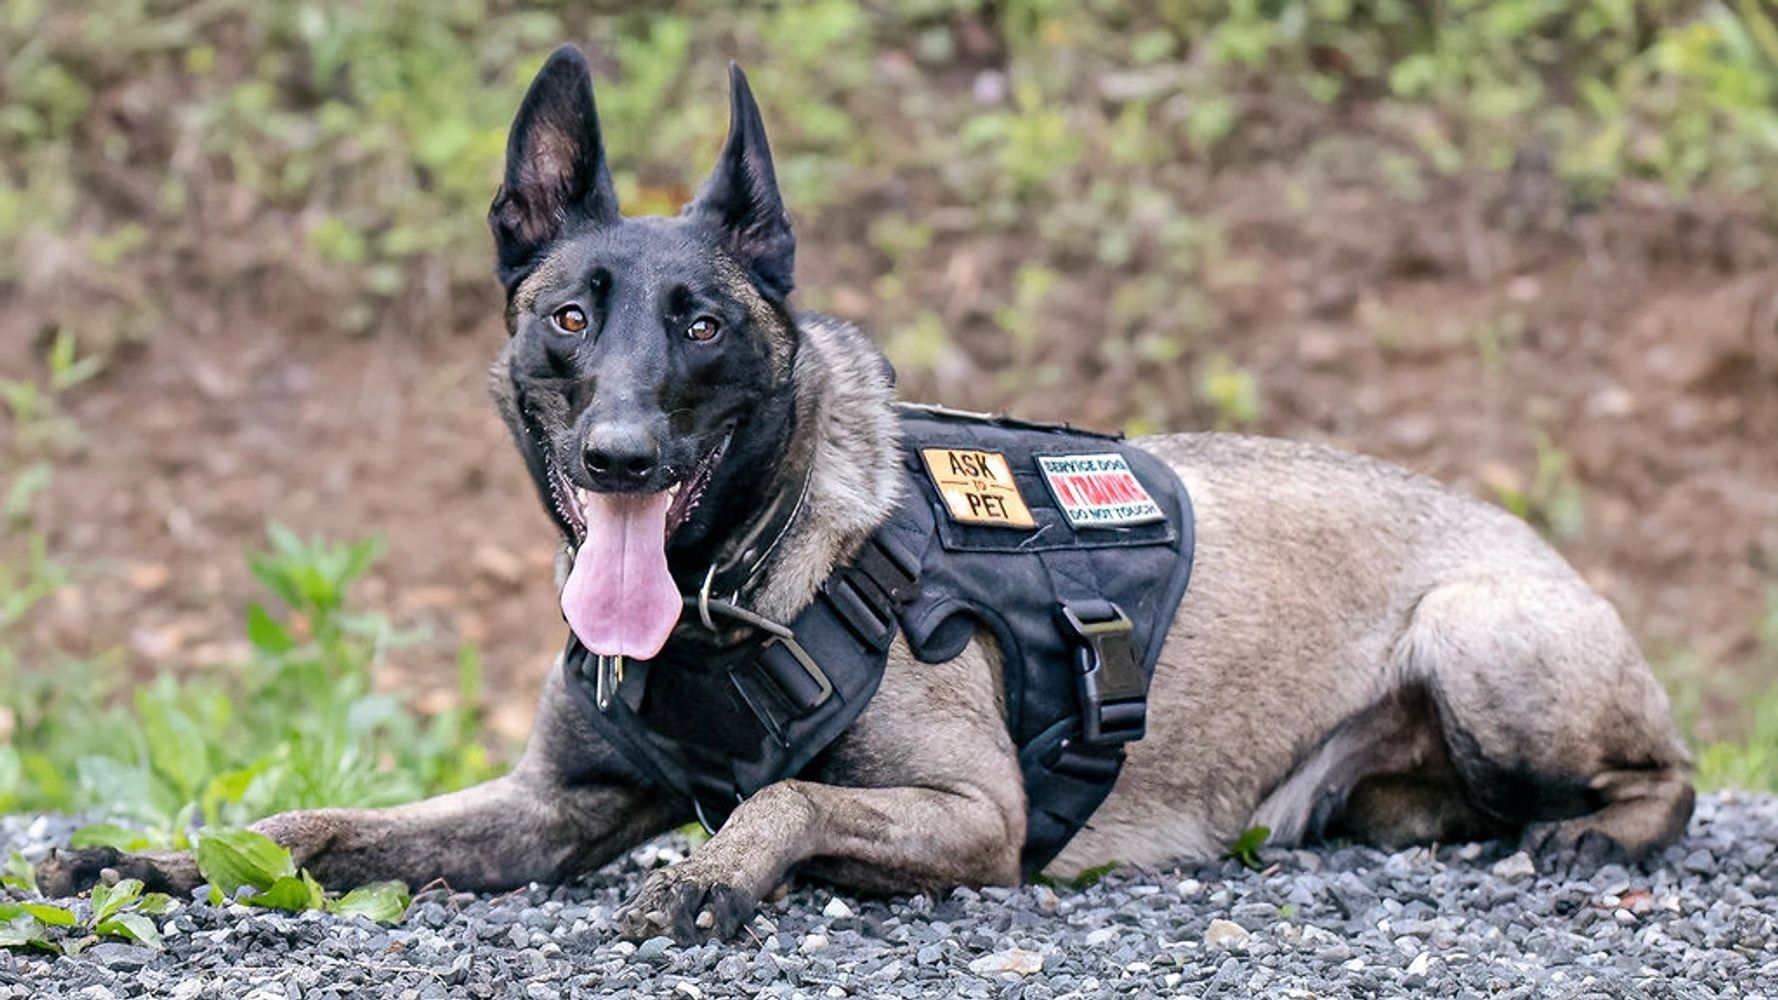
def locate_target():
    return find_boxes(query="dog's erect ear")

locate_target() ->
[489,44,619,287]
[684,64,795,301]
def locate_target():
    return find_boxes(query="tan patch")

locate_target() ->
[511,243,577,316]
[716,255,795,377]
[920,448,1036,528]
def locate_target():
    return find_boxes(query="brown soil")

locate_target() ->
[9,143,1777,750]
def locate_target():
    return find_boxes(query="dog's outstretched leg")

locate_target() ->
[40,667,679,898]
[615,777,1023,941]
[616,638,1026,942]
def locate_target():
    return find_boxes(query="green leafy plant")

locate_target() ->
[1226,825,1270,871]
[196,828,409,923]
[0,878,174,955]
[1,330,101,457]
[0,832,409,955]
[1695,586,1778,792]
[1485,432,1586,542]
[1197,355,1262,430]
[0,523,500,846]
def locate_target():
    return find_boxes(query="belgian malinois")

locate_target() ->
[41,45,1693,942]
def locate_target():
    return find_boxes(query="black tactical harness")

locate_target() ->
[562,404,1195,874]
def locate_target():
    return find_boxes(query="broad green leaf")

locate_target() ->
[23,903,75,927]
[71,823,153,852]
[91,878,143,923]
[243,875,320,912]
[137,688,212,800]
[1226,825,1271,871]
[137,893,177,916]
[95,913,162,950]
[327,880,411,924]
[75,756,175,826]
[3,462,52,522]
[302,869,325,907]
[2,851,36,894]
[201,763,267,828]
[0,914,55,952]
[0,902,75,927]
[195,829,293,897]
[245,602,295,654]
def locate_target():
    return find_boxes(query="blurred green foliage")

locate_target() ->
[1,338,495,840]
[0,510,497,843]
[1696,589,1778,793]
[5,0,1778,400]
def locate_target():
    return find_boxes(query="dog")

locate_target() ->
[40,45,1694,943]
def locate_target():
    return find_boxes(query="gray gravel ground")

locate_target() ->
[3,792,1774,999]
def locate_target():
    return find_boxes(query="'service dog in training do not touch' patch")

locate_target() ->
[41,45,1695,942]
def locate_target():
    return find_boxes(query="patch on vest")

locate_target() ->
[1036,453,1166,528]
[921,448,1036,528]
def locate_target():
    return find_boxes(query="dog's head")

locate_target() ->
[490,45,802,660]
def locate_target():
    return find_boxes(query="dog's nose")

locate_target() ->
[582,424,659,487]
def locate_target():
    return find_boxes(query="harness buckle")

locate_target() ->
[1059,602,1147,746]
[729,632,835,747]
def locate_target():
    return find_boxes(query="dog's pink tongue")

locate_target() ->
[561,490,682,660]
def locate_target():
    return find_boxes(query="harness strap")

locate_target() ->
[566,531,922,834]
[1015,549,1154,873]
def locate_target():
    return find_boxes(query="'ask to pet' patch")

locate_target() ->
[921,448,1036,528]
[1036,453,1166,528]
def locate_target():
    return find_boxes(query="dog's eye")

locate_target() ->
[686,317,721,343]
[551,306,588,335]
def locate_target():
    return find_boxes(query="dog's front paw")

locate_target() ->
[36,847,204,899]
[616,864,757,943]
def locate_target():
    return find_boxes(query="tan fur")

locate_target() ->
[1051,433,1692,875]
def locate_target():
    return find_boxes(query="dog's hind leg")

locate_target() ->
[40,667,680,898]
[1399,574,1695,863]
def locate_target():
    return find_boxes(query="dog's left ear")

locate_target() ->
[685,64,795,301]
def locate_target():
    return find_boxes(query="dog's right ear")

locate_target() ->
[489,44,619,288]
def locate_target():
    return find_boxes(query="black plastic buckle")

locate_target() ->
[1059,603,1147,746]
[822,537,920,650]
[730,633,836,748]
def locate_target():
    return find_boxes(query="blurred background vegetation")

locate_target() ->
[2,0,1776,836]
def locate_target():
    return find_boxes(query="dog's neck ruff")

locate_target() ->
[563,400,1196,876]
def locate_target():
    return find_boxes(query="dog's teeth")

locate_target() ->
[667,483,682,502]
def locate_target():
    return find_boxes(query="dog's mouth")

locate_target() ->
[553,431,731,661]
[547,433,729,546]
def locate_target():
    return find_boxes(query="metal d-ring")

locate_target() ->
[698,564,719,631]
[690,786,746,837]
[691,793,718,836]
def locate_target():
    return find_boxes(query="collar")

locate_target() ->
[696,458,813,614]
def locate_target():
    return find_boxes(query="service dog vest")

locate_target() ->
[562,404,1196,874]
